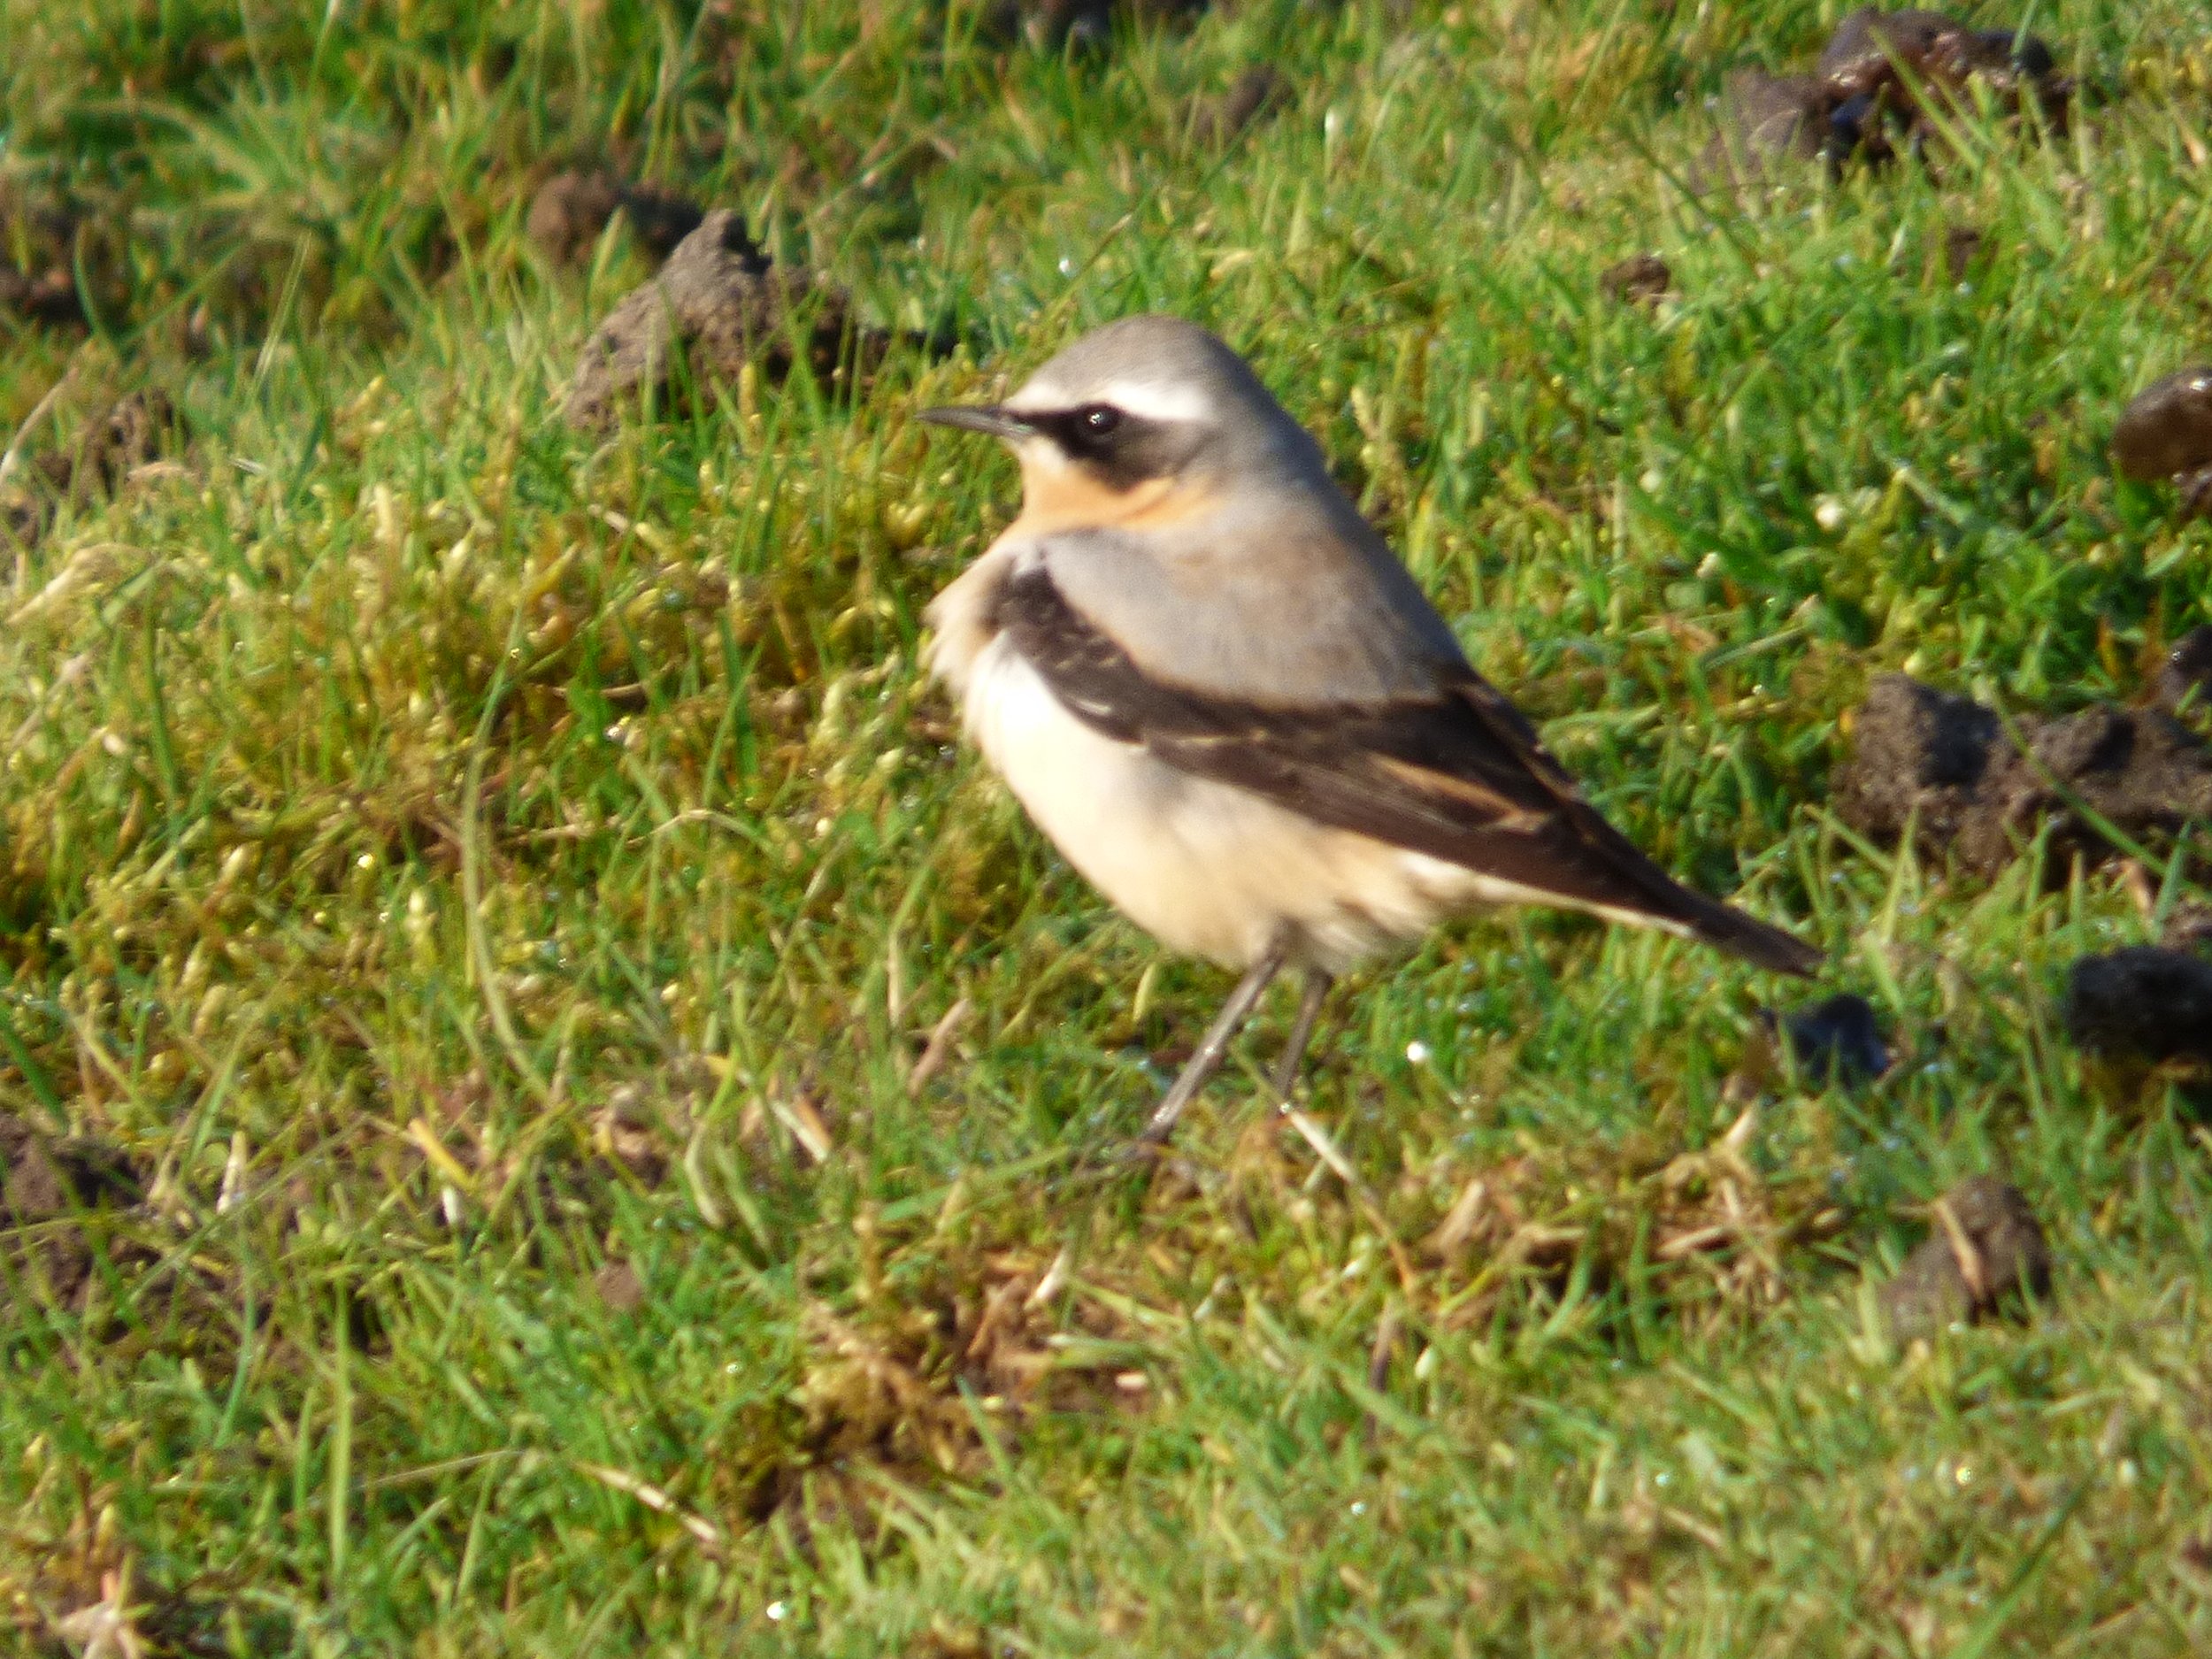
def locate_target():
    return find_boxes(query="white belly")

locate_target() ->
[956,634,1484,970]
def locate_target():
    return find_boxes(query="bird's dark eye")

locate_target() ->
[1041,403,1144,471]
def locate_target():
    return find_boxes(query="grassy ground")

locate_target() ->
[4,0,2212,1652]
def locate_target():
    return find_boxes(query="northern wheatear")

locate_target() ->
[919,315,1820,1146]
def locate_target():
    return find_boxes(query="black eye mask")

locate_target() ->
[1025,403,1193,490]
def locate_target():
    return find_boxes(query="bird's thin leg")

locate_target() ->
[1138,933,1289,1148]
[1270,968,1333,1103]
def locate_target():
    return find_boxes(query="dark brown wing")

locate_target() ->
[995,562,1818,975]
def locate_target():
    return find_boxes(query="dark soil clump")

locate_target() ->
[2,388,178,543]
[1768,993,1891,1084]
[2062,948,2212,1064]
[1192,67,1290,145]
[1,1112,146,1312]
[1878,1175,2051,1340]
[988,0,1113,49]
[594,1259,646,1314]
[986,0,1210,50]
[1943,225,1986,280]
[527,168,704,267]
[2162,901,2212,954]
[1831,675,2002,848]
[59,388,175,497]
[2112,366,2212,521]
[1815,7,2070,163]
[563,210,890,431]
[0,262,83,326]
[1817,8,2069,142]
[1698,10,2070,188]
[1697,71,1842,188]
[1600,253,1674,307]
[2156,626,2212,719]
[0,182,90,326]
[1973,703,2212,872]
[1831,674,2212,878]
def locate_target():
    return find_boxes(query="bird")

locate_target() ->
[918,315,1821,1148]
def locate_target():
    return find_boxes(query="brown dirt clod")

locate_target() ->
[594,1259,646,1314]
[1192,67,1291,145]
[1878,1175,2051,1340]
[1767,993,1892,1084]
[1943,225,1986,280]
[1831,675,2002,845]
[69,388,175,495]
[1816,8,2070,145]
[1699,10,2069,190]
[527,168,705,268]
[2112,366,2212,521]
[987,0,1111,49]
[1600,253,1674,308]
[0,264,82,326]
[2062,947,2212,1064]
[2161,900,2212,954]
[0,182,89,326]
[1697,70,1838,188]
[2156,626,2212,719]
[561,210,887,431]
[2,388,178,545]
[1,1112,146,1312]
[1831,673,2212,879]
[985,0,1210,51]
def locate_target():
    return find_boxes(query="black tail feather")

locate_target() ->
[1678,890,1824,977]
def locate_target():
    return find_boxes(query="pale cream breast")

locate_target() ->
[952,629,1488,971]
[921,542,1017,700]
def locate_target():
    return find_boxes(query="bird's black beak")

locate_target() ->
[918,404,1035,441]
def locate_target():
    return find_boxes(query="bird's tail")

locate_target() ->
[1672,888,1824,977]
